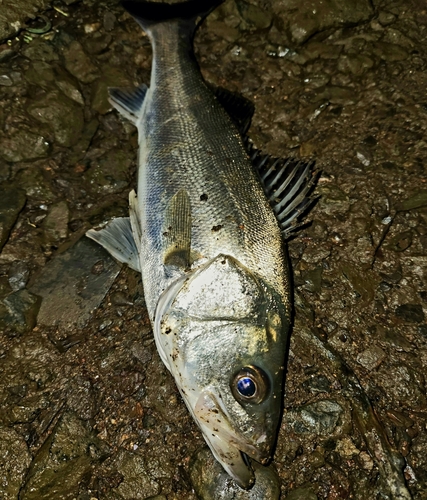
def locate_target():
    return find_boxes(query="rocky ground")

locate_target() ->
[0,0,426,498]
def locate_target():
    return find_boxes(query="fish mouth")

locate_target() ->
[193,389,273,489]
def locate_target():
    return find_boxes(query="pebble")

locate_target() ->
[0,130,50,162]
[27,90,85,148]
[357,345,386,371]
[396,190,427,211]
[395,304,425,323]
[285,400,344,435]
[272,0,373,44]
[0,289,41,335]
[63,41,100,83]
[8,261,30,291]
[42,201,69,241]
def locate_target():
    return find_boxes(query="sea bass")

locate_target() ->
[87,0,315,489]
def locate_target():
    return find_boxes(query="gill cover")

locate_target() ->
[154,255,287,488]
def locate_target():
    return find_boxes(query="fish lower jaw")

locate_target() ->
[201,429,272,490]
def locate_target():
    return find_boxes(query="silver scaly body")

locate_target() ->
[87,0,315,489]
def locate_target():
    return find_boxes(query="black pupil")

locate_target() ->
[237,376,256,397]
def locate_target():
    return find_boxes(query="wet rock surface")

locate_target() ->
[0,0,426,498]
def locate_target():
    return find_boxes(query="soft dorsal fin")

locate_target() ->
[212,86,255,136]
[109,84,148,124]
[86,217,141,272]
[251,149,318,238]
[163,189,191,269]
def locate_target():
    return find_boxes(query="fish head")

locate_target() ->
[155,254,289,489]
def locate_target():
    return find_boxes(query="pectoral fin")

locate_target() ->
[86,217,141,272]
[163,189,191,269]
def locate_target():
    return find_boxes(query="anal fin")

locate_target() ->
[109,84,148,124]
[86,217,141,272]
[163,189,191,269]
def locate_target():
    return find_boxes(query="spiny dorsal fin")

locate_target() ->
[212,86,255,136]
[163,189,191,269]
[86,217,141,272]
[251,148,318,238]
[109,84,148,124]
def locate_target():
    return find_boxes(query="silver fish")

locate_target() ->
[87,0,315,489]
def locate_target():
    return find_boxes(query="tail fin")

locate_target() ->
[122,0,224,31]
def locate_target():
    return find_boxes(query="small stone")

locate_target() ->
[106,449,160,498]
[300,266,323,293]
[303,374,331,394]
[338,54,375,76]
[42,201,70,241]
[356,148,372,167]
[273,0,373,45]
[287,400,344,435]
[357,346,386,371]
[27,90,85,148]
[0,130,50,162]
[0,74,12,86]
[84,149,131,194]
[24,61,55,88]
[13,168,55,202]
[22,39,59,62]
[63,41,100,83]
[378,11,396,26]
[357,451,374,471]
[396,190,427,211]
[371,42,409,62]
[236,1,273,29]
[56,72,85,105]
[0,289,41,335]
[206,20,241,42]
[8,261,30,291]
[317,184,350,215]
[84,34,113,55]
[103,12,116,31]
[336,437,359,458]
[395,304,425,323]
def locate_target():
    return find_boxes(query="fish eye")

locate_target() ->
[231,366,270,404]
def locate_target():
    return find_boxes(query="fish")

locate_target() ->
[86,0,316,489]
